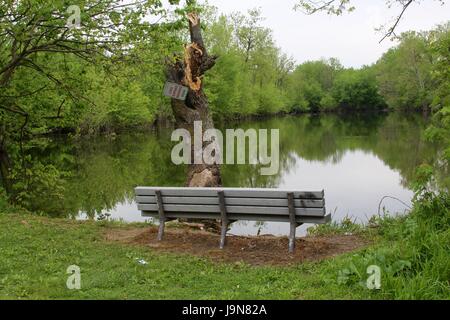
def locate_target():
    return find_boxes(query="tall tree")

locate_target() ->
[166,12,221,188]
[375,31,433,112]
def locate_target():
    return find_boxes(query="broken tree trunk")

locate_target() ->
[166,13,222,231]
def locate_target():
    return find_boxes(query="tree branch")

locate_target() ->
[379,0,414,43]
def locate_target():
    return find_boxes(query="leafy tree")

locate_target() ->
[375,32,434,111]
[333,67,386,110]
[425,23,450,182]
[203,7,292,117]
[286,59,343,112]
[0,0,185,202]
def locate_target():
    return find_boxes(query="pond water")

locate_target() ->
[41,112,447,236]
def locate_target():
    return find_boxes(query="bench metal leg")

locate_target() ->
[289,222,303,253]
[288,192,296,253]
[155,190,165,241]
[289,223,302,253]
[157,221,165,241]
[220,220,228,249]
[218,191,228,249]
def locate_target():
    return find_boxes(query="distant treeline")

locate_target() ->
[203,8,449,118]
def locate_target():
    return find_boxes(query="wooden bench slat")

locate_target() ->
[135,196,325,208]
[137,204,325,217]
[135,187,324,199]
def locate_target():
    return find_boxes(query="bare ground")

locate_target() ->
[104,226,369,266]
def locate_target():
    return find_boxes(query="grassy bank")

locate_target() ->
[0,192,448,300]
[0,212,372,300]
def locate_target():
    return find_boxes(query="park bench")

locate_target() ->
[135,187,330,253]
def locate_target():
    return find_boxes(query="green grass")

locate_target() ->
[0,191,448,300]
[0,212,376,300]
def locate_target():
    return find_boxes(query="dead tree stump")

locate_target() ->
[166,13,222,232]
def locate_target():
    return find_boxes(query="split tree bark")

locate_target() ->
[166,13,222,231]
[166,13,221,189]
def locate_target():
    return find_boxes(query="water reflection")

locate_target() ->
[38,112,446,236]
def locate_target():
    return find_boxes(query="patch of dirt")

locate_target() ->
[104,226,369,266]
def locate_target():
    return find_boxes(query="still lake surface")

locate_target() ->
[42,112,447,236]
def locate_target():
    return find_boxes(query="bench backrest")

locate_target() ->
[135,187,328,224]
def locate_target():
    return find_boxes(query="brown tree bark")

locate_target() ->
[166,13,222,232]
[166,13,221,189]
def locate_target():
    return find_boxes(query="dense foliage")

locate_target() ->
[0,0,187,201]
